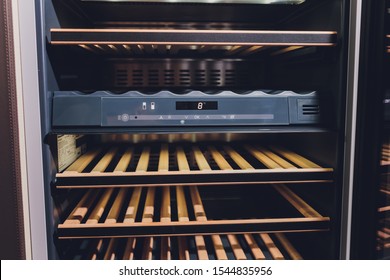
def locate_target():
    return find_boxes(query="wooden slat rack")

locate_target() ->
[56,143,333,188]
[65,233,303,260]
[57,184,329,239]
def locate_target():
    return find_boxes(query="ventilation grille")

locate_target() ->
[302,104,320,115]
[113,64,242,88]
[114,68,237,87]
[297,99,321,123]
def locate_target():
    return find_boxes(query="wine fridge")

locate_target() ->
[6,0,365,259]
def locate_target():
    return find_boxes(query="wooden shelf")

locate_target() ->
[50,28,337,57]
[64,232,303,260]
[57,184,329,239]
[56,144,333,188]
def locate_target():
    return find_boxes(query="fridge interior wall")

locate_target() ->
[36,0,350,259]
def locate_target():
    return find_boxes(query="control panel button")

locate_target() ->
[121,114,130,122]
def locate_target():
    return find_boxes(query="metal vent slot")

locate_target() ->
[295,99,321,123]
[148,69,159,86]
[209,69,221,86]
[110,60,254,88]
[194,70,206,86]
[115,69,128,87]
[179,69,191,86]
[132,69,144,86]
[163,69,175,86]
[302,104,320,115]
[225,69,236,86]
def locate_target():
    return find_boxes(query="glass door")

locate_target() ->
[351,0,389,260]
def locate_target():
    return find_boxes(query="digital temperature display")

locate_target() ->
[176,101,218,110]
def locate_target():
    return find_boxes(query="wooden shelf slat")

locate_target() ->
[136,147,151,172]
[123,237,136,260]
[193,146,212,171]
[176,186,189,222]
[178,237,190,260]
[260,233,285,260]
[123,187,142,223]
[158,144,169,172]
[92,147,118,173]
[103,238,118,260]
[189,186,207,222]
[223,146,254,170]
[227,234,247,260]
[378,205,390,213]
[65,149,101,173]
[270,146,321,168]
[274,233,303,260]
[160,237,171,260]
[211,235,228,260]
[90,239,104,260]
[64,189,100,225]
[176,149,190,223]
[195,235,209,260]
[160,185,172,260]
[176,147,190,171]
[114,147,133,172]
[245,145,283,169]
[86,188,115,224]
[252,145,297,169]
[106,188,127,224]
[208,146,233,170]
[142,187,156,223]
[142,237,154,260]
[273,184,322,218]
[244,234,266,260]
[160,186,171,222]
